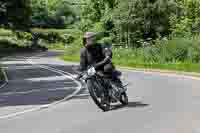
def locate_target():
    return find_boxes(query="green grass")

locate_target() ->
[62,55,80,62]
[62,54,200,73]
[61,45,80,61]
[0,28,13,36]
[47,42,66,50]
[61,44,200,73]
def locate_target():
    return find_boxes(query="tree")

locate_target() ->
[113,0,177,47]
[30,0,76,28]
[0,0,32,29]
[80,0,117,32]
[170,0,200,36]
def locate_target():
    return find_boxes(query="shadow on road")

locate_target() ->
[127,101,149,108]
[111,101,149,111]
[71,94,90,100]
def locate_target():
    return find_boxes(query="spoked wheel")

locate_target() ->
[120,92,128,105]
[87,79,111,112]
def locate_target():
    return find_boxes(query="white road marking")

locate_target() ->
[0,104,51,119]
[25,75,69,82]
[1,61,28,65]
[6,66,41,70]
[0,87,76,96]
[0,82,7,89]
[0,53,82,120]
[71,74,78,79]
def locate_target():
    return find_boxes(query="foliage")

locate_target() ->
[30,0,76,28]
[61,40,200,73]
[170,0,200,37]
[0,28,13,36]
[0,0,31,28]
[79,0,200,48]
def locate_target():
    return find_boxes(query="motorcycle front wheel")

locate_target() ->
[87,78,111,112]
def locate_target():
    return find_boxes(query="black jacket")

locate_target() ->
[80,44,113,72]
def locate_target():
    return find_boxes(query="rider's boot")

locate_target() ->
[102,85,110,105]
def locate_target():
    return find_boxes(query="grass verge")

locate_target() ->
[47,42,66,50]
[61,47,200,73]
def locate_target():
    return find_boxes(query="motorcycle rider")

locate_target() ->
[78,32,122,103]
[79,32,114,76]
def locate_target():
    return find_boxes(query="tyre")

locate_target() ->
[87,78,110,112]
[120,92,128,105]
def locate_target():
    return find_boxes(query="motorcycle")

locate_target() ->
[74,66,128,112]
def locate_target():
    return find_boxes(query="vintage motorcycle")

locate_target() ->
[74,66,128,111]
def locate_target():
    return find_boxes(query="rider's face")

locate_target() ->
[85,37,95,48]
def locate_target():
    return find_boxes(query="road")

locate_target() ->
[0,51,199,133]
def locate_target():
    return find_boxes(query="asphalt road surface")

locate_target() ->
[0,51,199,133]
